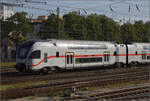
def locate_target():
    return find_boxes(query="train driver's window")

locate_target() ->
[29,50,41,59]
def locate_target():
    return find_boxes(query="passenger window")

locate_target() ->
[70,55,73,64]
[75,57,102,64]
[44,53,47,63]
[142,55,146,60]
[104,54,107,62]
[107,54,109,61]
[56,52,59,58]
[67,55,69,64]
[142,51,146,60]
[29,50,41,59]
[104,54,109,62]
[135,51,138,55]
[114,51,117,56]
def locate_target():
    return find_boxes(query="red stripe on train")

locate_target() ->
[31,53,150,67]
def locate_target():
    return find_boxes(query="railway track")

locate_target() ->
[1,66,149,85]
[1,67,149,99]
[0,66,16,73]
[64,84,150,101]
[0,68,15,71]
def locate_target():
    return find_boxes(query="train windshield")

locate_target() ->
[17,40,36,59]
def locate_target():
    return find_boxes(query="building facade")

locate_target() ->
[0,4,14,21]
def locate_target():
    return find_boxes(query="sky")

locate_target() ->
[0,0,149,23]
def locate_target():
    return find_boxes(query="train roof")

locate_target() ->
[25,39,117,49]
[133,43,150,50]
[33,39,116,46]
[36,39,115,44]
[21,40,150,50]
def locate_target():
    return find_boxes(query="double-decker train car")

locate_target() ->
[132,43,150,64]
[15,39,150,74]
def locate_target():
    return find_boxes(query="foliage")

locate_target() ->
[9,31,28,46]
[1,11,150,43]
[39,12,149,43]
[40,13,65,39]
[86,14,102,40]
[7,12,33,36]
[143,21,150,42]
[63,12,87,40]
[1,12,33,46]
[1,62,16,67]
[120,22,137,42]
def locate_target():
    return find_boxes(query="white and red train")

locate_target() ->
[15,39,150,74]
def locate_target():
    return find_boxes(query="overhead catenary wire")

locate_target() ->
[1,0,148,16]
[0,0,148,23]
[136,4,140,12]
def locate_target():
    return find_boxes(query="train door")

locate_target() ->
[103,51,110,66]
[141,51,146,63]
[65,52,74,69]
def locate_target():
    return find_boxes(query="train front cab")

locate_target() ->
[15,40,43,72]
[15,40,36,72]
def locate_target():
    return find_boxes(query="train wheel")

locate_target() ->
[49,67,58,73]
[15,64,24,72]
[129,62,135,67]
[116,62,123,68]
[40,67,48,75]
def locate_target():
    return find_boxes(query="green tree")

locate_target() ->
[99,15,121,42]
[143,21,150,42]
[120,22,137,42]
[63,12,87,40]
[1,12,33,46]
[134,20,145,42]
[40,13,66,39]
[85,14,102,40]
[9,31,27,46]
[7,12,33,36]
[1,20,16,39]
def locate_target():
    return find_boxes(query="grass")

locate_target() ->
[81,80,149,91]
[1,79,149,99]
[0,62,16,67]
[31,80,150,98]
[0,81,47,91]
